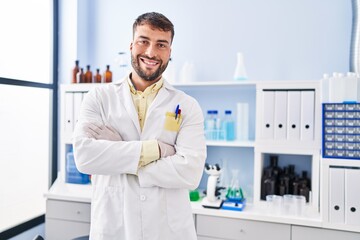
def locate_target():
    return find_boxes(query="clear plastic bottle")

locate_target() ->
[221,110,235,141]
[205,110,215,140]
[213,110,221,140]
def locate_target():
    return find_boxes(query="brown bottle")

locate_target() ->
[72,60,80,83]
[85,65,93,83]
[94,68,102,83]
[77,68,85,83]
[104,65,112,83]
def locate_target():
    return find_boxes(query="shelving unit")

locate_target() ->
[45,80,360,239]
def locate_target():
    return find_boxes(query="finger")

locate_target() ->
[105,125,117,133]
[87,122,103,134]
[85,126,100,137]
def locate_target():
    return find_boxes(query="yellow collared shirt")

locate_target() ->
[128,77,163,168]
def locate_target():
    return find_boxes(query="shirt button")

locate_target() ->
[140,195,146,201]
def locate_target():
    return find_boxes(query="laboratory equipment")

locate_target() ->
[103,65,112,83]
[201,163,224,209]
[85,65,93,83]
[66,147,90,184]
[233,52,247,80]
[72,60,80,84]
[94,68,102,83]
[221,110,235,141]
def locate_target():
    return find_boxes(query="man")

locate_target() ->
[73,12,207,240]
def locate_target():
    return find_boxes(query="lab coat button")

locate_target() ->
[140,195,146,201]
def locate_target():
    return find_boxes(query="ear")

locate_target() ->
[130,42,133,51]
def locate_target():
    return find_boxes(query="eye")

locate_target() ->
[138,40,148,45]
[158,43,168,49]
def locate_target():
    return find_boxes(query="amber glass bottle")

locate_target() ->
[104,65,112,83]
[72,60,80,83]
[85,65,93,83]
[77,68,85,83]
[94,68,102,83]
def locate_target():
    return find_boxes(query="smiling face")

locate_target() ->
[130,24,172,87]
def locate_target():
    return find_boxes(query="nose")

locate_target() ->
[144,43,157,58]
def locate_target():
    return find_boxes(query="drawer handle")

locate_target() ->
[239,229,244,233]
[77,211,81,214]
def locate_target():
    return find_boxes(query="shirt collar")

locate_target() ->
[127,74,164,95]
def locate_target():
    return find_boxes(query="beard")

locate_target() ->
[131,54,169,82]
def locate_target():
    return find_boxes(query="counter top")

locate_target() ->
[45,179,322,227]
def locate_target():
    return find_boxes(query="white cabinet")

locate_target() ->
[291,226,360,240]
[196,215,291,240]
[45,199,91,239]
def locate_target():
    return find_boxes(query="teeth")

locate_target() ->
[142,59,157,65]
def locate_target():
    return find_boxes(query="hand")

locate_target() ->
[158,141,176,158]
[84,123,122,141]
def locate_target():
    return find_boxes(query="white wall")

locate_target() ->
[59,0,352,83]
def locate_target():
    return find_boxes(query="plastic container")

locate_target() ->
[221,110,235,141]
[66,150,90,184]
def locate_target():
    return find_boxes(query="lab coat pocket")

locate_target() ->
[166,189,193,232]
[91,185,124,234]
[164,112,182,132]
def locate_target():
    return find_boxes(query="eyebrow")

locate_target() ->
[138,35,170,45]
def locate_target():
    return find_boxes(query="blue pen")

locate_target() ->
[175,104,180,119]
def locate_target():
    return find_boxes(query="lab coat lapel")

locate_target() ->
[147,85,170,118]
[119,81,141,135]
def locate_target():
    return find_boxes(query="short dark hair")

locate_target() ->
[133,12,175,43]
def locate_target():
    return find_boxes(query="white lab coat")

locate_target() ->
[73,78,207,240]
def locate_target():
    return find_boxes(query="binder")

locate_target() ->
[300,90,315,140]
[262,90,275,139]
[64,92,74,134]
[287,91,301,140]
[274,91,288,140]
[329,167,345,224]
[345,168,360,225]
[73,92,83,128]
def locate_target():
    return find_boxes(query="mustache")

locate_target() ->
[138,55,161,61]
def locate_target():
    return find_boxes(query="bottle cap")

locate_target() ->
[225,110,232,114]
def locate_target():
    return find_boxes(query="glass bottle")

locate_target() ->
[299,182,310,202]
[94,68,102,83]
[85,65,93,83]
[104,65,112,83]
[263,168,276,198]
[77,68,85,83]
[72,60,80,84]
[221,110,235,141]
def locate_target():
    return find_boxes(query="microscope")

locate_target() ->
[201,163,224,209]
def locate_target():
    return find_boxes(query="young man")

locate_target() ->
[73,12,207,240]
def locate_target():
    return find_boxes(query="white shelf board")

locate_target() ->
[206,140,255,147]
[172,80,257,87]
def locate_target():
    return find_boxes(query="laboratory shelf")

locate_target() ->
[206,140,255,147]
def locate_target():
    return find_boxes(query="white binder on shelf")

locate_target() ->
[262,90,275,139]
[345,168,360,225]
[329,167,345,224]
[64,92,74,135]
[300,90,315,141]
[274,91,288,140]
[287,91,301,140]
[73,92,83,129]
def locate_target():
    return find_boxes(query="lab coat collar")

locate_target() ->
[115,75,176,135]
